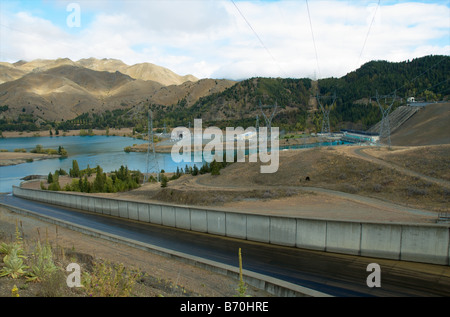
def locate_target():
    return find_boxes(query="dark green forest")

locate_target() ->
[317,55,449,130]
[1,55,448,134]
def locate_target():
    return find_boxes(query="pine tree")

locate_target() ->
[211,160,221,176]
[47,172,53,184]
[70,160,80,178]
[192,165,199,176]
[93,165,105,192]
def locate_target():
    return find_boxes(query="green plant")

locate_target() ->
[0,244,28,279]
[0,222,28,279]
[11,285,19,297]
[235,248,249,297]
[27,241,58,282]
[160,173,168,188]
[82,260,142,297]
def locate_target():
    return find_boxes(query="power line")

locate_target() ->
[230,0,287,77]
[305,0,321,79]
[356,0,381,69]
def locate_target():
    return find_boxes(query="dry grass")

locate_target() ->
[155,146,449,212]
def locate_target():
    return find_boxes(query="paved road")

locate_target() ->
[1,194,449,297]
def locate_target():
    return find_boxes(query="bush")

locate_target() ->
[407,186,428,197]
[69,160,80,178]
[82,260,142,297]
[160,174,168,188]
[30,144,44,154]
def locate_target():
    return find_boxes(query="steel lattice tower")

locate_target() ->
[144,109,160,183]
[316,92,336,135]
[259,100,278,138]
[376,90,397,148]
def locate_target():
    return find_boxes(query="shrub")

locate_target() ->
[160,174,168,188]
[407,186,428,197]
[82,260,142,297]
[27,241,58,283]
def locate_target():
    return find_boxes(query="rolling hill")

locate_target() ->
[0,55,448,133]
[390,103,450,146]
[0,58,235,123]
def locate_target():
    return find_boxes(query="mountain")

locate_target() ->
[1,57,198,86]
[317,55,450,130]
[177,55,449,132]
[0,55,448,133]
[158,77,313,130]
[76,58,198,86]
[0,58,234,124]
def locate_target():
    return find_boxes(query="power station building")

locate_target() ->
[340,129,380,144]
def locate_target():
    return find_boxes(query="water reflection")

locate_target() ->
[0,135,348,193]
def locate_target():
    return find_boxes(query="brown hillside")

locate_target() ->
[390,103,450,146]
[76,58,198,86]
[0,63,27,84]
[0,59,236,121]
[2,57,198,87]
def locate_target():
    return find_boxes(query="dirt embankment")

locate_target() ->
[26,144,444,224]
[0,207,270,297]
[0,152,61,166]
[1,128,133,139]
[390,103,450,146]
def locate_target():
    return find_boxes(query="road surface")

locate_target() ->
[0,194,449,297]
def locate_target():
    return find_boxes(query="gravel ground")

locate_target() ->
[0,207,272,297]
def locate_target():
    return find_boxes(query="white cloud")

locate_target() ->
[0,0,448,80]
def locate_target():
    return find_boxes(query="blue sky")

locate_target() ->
[0,0,448,80]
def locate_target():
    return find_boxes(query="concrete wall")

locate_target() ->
[12,186,450,266]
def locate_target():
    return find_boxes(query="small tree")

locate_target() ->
[93,165,105,192]
[47,172,53,184]
[192,165,199,176]
[211,160,221,176]
[160,174,168,188]
[70,160,80,178]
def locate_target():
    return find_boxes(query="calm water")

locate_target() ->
[0,135,195,193]
[0,135,346,193]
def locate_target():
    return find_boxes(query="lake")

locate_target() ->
[0,135,347,193]
[0,135,195,193]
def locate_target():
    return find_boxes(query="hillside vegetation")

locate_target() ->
[0,55,448,133]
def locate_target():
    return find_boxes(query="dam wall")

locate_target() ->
[12,186,450,265]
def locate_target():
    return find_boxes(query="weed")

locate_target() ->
[82,260,142,297]
[0,222,28,279]
[235,248,249,297]
[27,241,58,283]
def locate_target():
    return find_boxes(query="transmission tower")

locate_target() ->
[144,109,160,183]
[316,92,336,135]
[258,100,278,138]
[375,90,397,148]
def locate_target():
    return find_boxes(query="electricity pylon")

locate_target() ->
[144,109,160,183]
[259,100,278,138]
[316,92,336,135]
[375,90,397,148]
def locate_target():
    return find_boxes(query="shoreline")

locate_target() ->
[129,136,330,153]
[0,152,62,167]
[1,127,134,139]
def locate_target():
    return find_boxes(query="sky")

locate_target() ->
[0,0,449,80]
